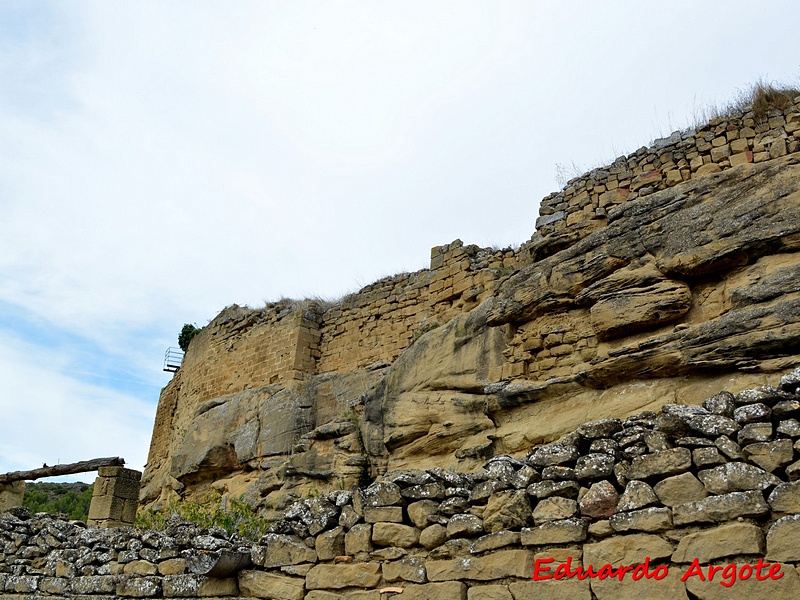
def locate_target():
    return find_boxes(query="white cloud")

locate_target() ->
[0,1,799,480]
[0,332,155,478]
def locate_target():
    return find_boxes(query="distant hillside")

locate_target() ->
[22,482,93,521]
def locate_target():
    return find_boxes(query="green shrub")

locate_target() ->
[178,323,201,352]
[136,491,271,541]
[23,483,93,521]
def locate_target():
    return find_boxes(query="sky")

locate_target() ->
[1,1,798,483]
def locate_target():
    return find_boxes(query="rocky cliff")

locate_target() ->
[141,95,800,519]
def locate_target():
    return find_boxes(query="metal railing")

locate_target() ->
[163,347,184,372]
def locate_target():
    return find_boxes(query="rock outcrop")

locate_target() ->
[141,95,800,521]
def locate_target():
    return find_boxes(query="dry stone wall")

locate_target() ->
[8,371,800,599]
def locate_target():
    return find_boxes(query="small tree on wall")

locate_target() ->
[178,323,201,352]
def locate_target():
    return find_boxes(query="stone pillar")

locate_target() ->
[87,466,141,527]
[0,481,25,512]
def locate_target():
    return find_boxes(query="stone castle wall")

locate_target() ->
[318,241,517,373]
[532,98,800,258]
[159,242,516,405]
[166,94,800,391]
[6,371,800,599]
[180,304,323,404]
[142,93,800,521]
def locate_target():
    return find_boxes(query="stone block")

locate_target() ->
[305,563,381,590]
[509,578,592,600]
[198,576,238,597]
[363,506,403,523]
[345,523,373,554]
[306,591,380,600]
[162,574,201,597]
[382,556,427,583]
[88,493,126,522]
[533,497,577,524]
[71,575,116,594]
[665,169,684,186]
[627,447,692,480]
[420,524,448,549]
[407,499,439,528]
[575,453,616,480]
[588,519,614,537]
[742,439,795,472]
[483,490,531,532]
[0,481,25,512]
[4,575,38,594]
[520,518,587,546]
[738,422,773,444]
[766,514,800,561]
[730,138,750,153]
[447,513,484,538]
[527,480,580,500]
[240,570,306,599]
[672,522,763,563]
[673,490,769,526]
[39,577,69,595]
[579,480,619,518]
[98,466,141,479]
[468,584,513,600]
[470,530,520,554]
[697,462,780,493]
[584,533,672,567]
[692,446,725,468]
[158,558,187,576]
[108,475,143,499]
[426,549,534,581]
[710,143,730,161]
[617,480,658,511]
[398,581,467,600]
[116,576,161,597]
[372,522,420,548]
[315,526,345,561]
[162,574,236,597]
[591,567,688,600]
[123,560,158,575]
[610,507,672,533]
[696,163,722,176]
[259,534,317,568]
[729,147,755,165]
[769,481,800,513]
[653,472,707,506]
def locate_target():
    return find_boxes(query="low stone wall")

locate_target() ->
[531,95,800,259]
[6,369,800,598]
